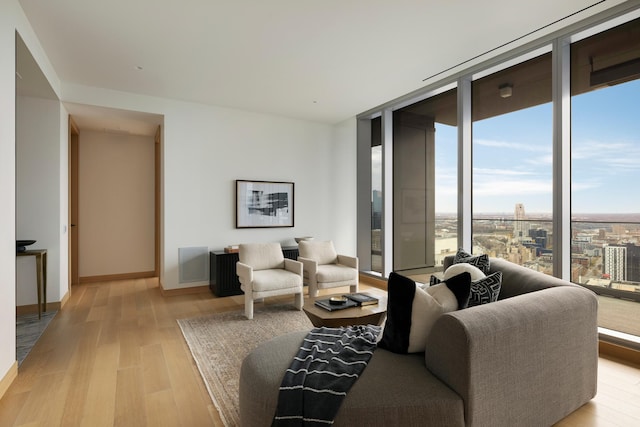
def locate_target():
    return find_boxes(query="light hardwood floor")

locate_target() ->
[0,277,639,426]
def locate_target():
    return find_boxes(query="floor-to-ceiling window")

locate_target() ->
[392,88,458,272]
[357,5,640,341]
[570,16,640,337]
[371,117,382,273]
[471,52,554,273]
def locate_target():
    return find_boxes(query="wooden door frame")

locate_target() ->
[155,125,161,277]
[68,116,79,288]
[69,118,162,283]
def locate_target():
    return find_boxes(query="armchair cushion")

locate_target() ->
[252,269,302,292]
[316,264,358,283]
[239,243,285,271]
[299,240,338,265]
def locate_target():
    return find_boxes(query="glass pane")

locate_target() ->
[371,117,382,274]
[392,88,458,271]
[472,53,553,272]
[570,17,640,337]
[434,121,458,268]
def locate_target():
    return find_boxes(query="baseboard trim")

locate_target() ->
[80,271,156,284]
[160,284,210,297]
[60,289,70,309]
[359,273,387,290]
[16,301,62,316]
[0,361,18,400]
[599,340,640,366]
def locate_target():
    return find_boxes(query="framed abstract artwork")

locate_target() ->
[236,180,294,228]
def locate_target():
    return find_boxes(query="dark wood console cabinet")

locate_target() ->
[209,246,299,297]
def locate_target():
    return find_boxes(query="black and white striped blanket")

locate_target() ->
[272,325,380,426]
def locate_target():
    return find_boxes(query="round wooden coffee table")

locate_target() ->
[303,291,387,328]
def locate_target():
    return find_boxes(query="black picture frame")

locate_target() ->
[235,180,294,228]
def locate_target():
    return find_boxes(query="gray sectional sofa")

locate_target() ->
[239,257,598,426]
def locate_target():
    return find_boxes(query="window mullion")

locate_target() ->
[552,37,571,280]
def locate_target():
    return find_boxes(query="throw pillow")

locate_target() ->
[428,274,441,287]
[443,263,486,282]
[433,262,503,307]
[427,262,483,287]
[379,272,471,354]
[468,271,502,307]
[453,248,490,274]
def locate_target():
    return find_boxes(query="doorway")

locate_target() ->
[66,106,163,284]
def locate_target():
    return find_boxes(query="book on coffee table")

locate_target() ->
[314,298,359,312]
[343,293,379,306]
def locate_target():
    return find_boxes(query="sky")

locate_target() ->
[373,78,640,216]
[472,78,639,215]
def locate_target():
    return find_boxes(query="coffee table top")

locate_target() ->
[303,290,387,328]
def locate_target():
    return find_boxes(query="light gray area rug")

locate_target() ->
[177,304,313,426]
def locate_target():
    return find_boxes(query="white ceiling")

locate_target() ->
[17,0,627,128]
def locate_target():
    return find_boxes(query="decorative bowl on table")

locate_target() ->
[329,296,348,305]
[294,236,314,244]
[16,240,36,253]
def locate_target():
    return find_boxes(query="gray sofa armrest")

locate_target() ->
[425,286,598,427]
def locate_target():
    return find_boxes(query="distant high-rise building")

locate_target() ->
[529,228,548,249]
[372,190,382,213]
[604,245,626,282]
[625,243,640,283]
[513,203,529,242]
[371,190,382,230]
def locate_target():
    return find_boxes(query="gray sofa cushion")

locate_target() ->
[240,330,465,427]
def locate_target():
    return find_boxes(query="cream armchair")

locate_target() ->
[298,240,358,297]
[236,243,303,320]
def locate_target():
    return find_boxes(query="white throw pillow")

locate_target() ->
[379,272,471,354]
[443,263,486,282]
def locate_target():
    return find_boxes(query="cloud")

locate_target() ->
[572,181,601,191]
[475,138,551,153]
[524,154,553,166]
[473,177,551,196]
[473,168,535,176]
[573,139,640,172]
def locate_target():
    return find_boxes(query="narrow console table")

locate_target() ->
[209,246,299,297]
[16,249,47,318]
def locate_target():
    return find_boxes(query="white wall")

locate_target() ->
[79,131,155,277]
[1,0,63,387]
[59,104,69,297]
[62,83,359,290]
[331,118,358,248]
[159,101,352,289]
[16,95,65,306]
[0,0,19,378]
